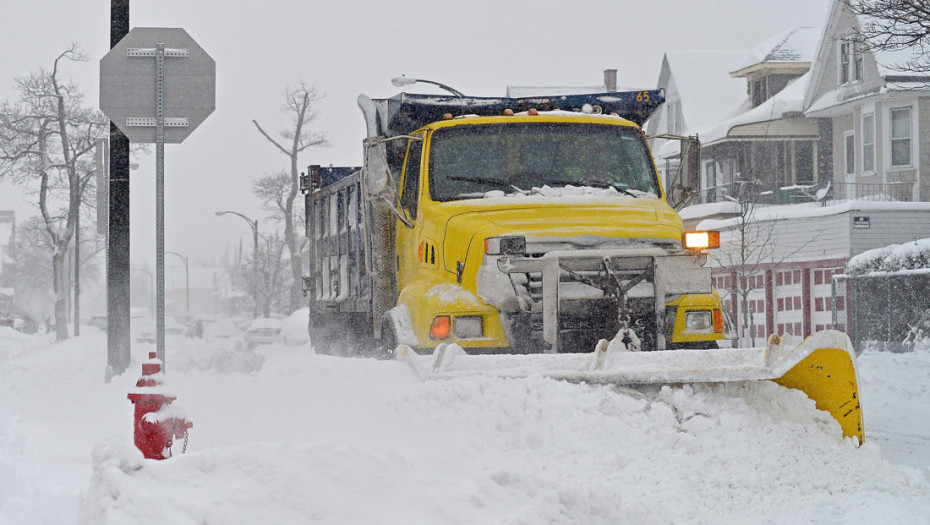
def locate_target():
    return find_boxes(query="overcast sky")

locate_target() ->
[0,0,831,268]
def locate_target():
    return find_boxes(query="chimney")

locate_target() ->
[603,69,617,92]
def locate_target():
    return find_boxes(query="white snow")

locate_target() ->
[848,237,930,274]
[737,26,821,70]
[1,326,929,524]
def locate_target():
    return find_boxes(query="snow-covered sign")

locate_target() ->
[99,27,215,144]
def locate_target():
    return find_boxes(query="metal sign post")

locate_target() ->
[155,43,167,366]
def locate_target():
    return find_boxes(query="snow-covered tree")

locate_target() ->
[0,46,107,340]
[252,82,329,312]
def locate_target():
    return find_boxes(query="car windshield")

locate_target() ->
[428,121,661,201]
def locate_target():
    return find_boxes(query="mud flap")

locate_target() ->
[773,346,865,443]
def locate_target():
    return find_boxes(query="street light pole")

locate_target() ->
[215,210,259,318]
[166,251,189,322]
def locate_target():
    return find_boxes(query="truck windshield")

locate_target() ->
[428,122,661,201]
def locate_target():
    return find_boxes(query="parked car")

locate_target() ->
[204,318,240,339]
[244,317,284,347]
[88,315,108,331]
[135,316,185,343]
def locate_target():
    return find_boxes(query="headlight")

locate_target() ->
[454,316,484,339]
[685,310,713,331]
[485,236,526,256]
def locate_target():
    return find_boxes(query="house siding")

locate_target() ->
[706,205,930,345]
[849,209,930,254]
[832,113,854,182]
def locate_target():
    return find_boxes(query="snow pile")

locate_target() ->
[2,330,930,524]
[482,184,657,200]
[847,238,930,275]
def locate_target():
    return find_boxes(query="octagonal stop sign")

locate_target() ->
[100,27,215,144]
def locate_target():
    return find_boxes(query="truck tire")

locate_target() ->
[378,318,397,359]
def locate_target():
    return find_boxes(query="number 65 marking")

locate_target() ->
[636,91,650,102]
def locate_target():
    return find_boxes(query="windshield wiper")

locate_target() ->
[447,175,525,193]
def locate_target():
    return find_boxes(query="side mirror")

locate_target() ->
[667,135,701,211]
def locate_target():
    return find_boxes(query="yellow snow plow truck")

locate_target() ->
[301,90,864,443]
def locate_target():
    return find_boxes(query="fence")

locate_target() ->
[834,271,930,352]
[695,180,914,206]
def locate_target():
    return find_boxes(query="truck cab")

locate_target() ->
[388,110,723,353]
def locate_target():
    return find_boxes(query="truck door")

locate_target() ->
[396,134,424,291]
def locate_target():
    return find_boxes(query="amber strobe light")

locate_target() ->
[683,231,720,250]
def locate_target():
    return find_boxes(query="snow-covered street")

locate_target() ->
[1,327,929,524]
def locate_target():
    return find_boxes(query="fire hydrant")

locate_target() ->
[127,352,193,459]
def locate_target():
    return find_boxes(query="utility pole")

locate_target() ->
[107,0,131,379]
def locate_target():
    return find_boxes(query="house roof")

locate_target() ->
[730,27,821,77]
[661,50,750,129]
[803,2,930,116]
[702,71,812,144]
[655,72,812,158]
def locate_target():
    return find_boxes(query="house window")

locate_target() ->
[890,107,912,167]
[840,42,850,84]
[862,113,875,174]
[844,131,855,175]
[839,38,863,84]
[752,78,767,107]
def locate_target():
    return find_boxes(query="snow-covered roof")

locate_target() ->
[731,27,821,75]
[803,5,930,116]
[652,26,823,160]
[663,51,749,135]
[691,199,930,231]
[698,71,812,146]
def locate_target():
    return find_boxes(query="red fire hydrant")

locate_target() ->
[127,352,193,460]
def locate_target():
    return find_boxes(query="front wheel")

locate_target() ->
[378,318,397,360]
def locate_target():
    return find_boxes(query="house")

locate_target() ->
[649,28,828,205]
[804,1,930,202]
[655,1,930,346]
[645,50,749,194]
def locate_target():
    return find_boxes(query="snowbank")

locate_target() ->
[1,331,929,524]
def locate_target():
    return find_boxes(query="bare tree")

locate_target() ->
[842,0,930,74]
[8,217,55,326]
[254,231,290,318]
[710,183,817,347]
[0,46,108,340]
[252,82,329,312]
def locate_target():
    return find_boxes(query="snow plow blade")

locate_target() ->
[395,330,864,443]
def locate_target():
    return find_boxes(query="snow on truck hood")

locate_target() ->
[439,191,683,273]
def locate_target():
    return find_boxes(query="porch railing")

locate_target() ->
[694,180,914,207]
